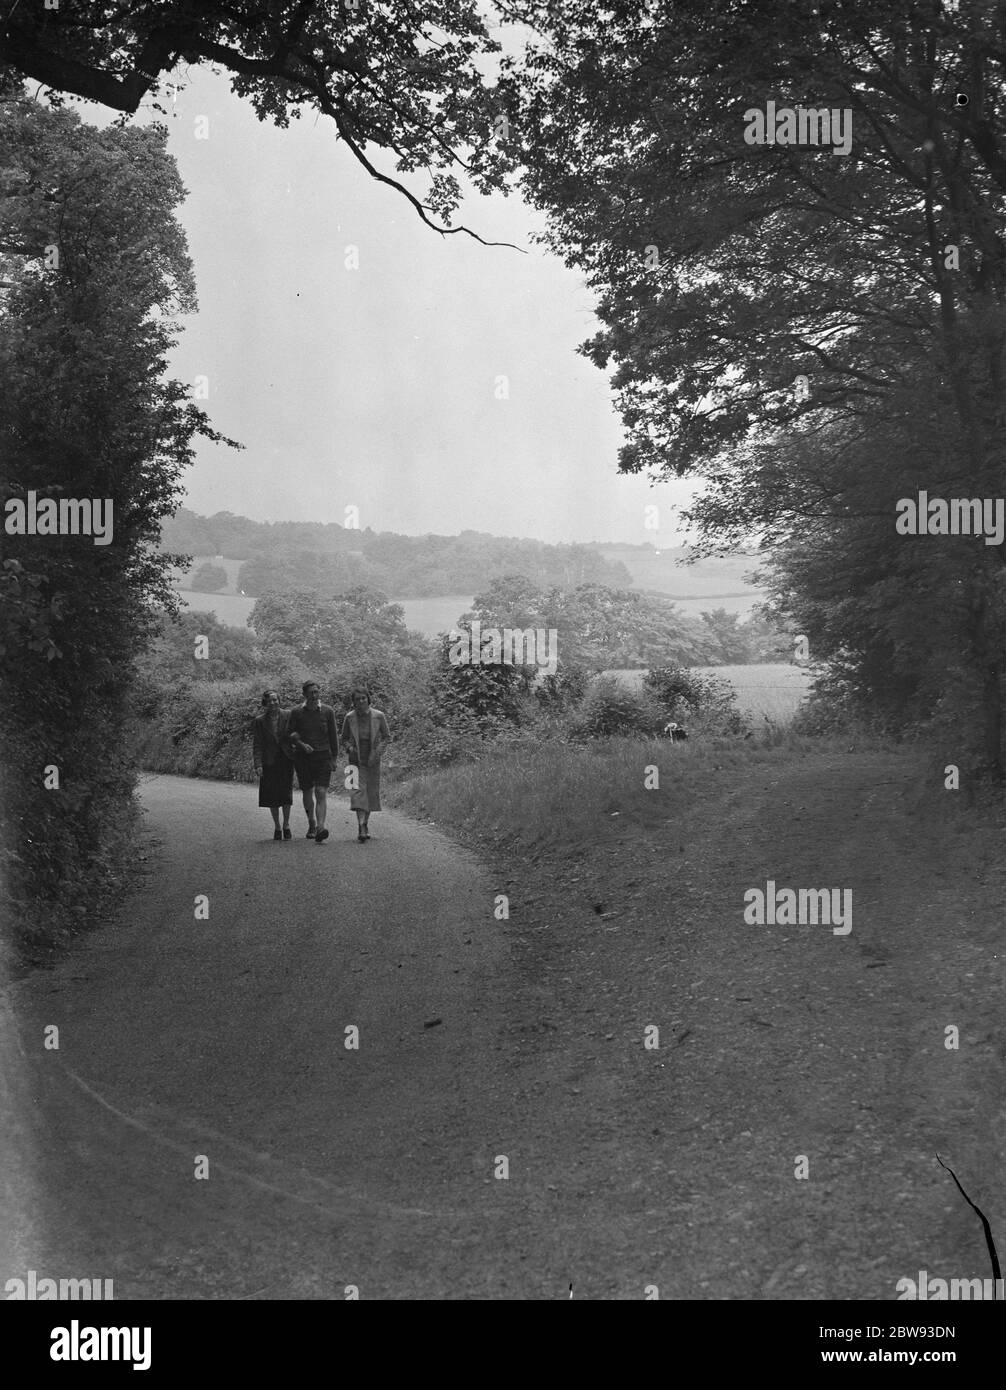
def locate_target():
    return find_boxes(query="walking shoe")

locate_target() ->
[283,827,292,840]
[273,828,282,840]
[306,825,317,839]
[316,827,329,843]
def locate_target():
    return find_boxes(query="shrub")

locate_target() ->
[568,675,665,740]
[644,664,751,735]
[189,562,228,592]
[535,660,591,712]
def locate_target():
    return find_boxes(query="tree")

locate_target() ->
[504,0,1006,773]
[139,610,260,681]
[465,572,720,671]
[190,561,228,592]
[237,548,384,597]
[508,0,1006,479]
[0,84,236,952]
[0,0,516,243]
[543,582,717,669]
[427,631,523,731]
[249,584,427,669]
[699,609,749,665]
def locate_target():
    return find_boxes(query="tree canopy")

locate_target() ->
[504,0,1006,498]
[500,0,1006,774]
[0,0,515,241]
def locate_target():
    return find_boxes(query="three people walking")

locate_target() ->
[254,682,388,844]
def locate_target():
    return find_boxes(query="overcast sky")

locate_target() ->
[86,56,698,546]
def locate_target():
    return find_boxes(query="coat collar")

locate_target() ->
[347,708,378,734]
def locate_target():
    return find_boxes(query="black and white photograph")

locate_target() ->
[1,0,1004,1348]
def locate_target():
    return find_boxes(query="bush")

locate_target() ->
[189,562,228,592]
[568,675,666,740]
[535,660,591,712]
[644,664,751,735]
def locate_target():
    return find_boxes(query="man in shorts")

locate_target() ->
[286,680,340,843]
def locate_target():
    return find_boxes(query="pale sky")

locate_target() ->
[76,52,699,546]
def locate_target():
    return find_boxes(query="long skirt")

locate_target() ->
[349,758,382,813]
[259,758,294,807]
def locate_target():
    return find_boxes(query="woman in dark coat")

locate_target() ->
[252,690,294,839]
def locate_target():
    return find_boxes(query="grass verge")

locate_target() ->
[385,728,885,858]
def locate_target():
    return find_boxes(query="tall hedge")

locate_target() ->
[0,86,233,963]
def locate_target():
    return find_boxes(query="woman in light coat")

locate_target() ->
[340,687,391,842]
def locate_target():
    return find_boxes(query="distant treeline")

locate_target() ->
[161,507,633,598]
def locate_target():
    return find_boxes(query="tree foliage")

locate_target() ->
[466,572,720,669]
[189,561,228,592]
[0,86,234,956]
[248,583,428,670]
[504,0,1006,773]
[0,0,515,241]
[139,609,260,681]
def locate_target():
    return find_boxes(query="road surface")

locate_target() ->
[2,774,556,1299]
[3,759,1004,1300]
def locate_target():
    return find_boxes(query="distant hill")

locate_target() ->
[160,508,634,600]
[162,513,770,630]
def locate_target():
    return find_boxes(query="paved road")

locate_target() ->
[4,761,1003,1302]
[1,774,553,1299]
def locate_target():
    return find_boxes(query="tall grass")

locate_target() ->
[387,729,847,855]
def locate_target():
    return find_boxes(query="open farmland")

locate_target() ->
[597,544,767,614]
[173,589,473,638]
[394,595,473,636]
[177,588,257,627]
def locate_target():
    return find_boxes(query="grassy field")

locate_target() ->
[172,587,472,637]
[603,663,813,724]
[395,595,473,636]
[598,544,766,601]
[177,588,257,627]
[645,592,762,617]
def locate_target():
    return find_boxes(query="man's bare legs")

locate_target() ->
[301,785,317,835]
